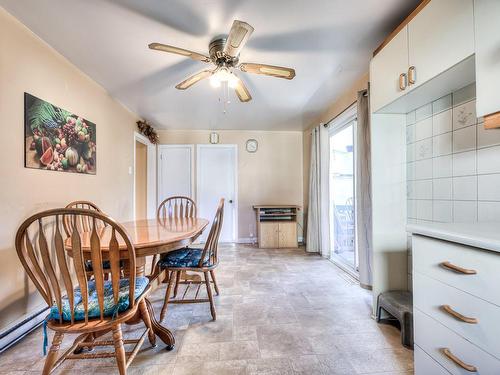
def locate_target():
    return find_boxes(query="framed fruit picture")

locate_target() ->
[24,93,96,174]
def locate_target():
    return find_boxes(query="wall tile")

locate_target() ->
[453,125,476,153]
[452,151,476,176]
[433,94,452,114]
[416,200,433,221]
[415,117,433,141]
[407,199,416,219]
[433,109,452,136]
[406,111,416,126]
[407,143,415,162]
[453,83,476,106]
[478,174,500,201]
[415,180,433,200]
[406,124,415,144]
[433,178,452,200]
[415,159,433,180]
[433,155,452,178]
[477,145,500,174]
[433,133,452,157]
[416,138,433,160]
[453,201,477,222]
[416,103,432,122]
[407,162,416,181]
[452,176,477,201]
[477,124,500,149]
[478,201,500,221]
[433,201,453,222]
[453,100,477,130]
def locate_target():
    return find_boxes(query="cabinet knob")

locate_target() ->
[399,73,407,91]
[408,66,416,85]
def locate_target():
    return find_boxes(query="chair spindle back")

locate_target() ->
[63,200,107,237]
[157,196,197,221]
[199,199,224,267]
[15,208,137,325]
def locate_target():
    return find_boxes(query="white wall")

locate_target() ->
[0,8,138,331]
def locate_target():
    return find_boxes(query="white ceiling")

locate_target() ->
[1,0,419,130]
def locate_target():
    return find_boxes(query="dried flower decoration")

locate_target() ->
[137,120,159,144]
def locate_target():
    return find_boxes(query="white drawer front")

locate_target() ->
[415,309,500,374]
[412,235,500,306]
[415,344,451,375]
[414,272,500,359]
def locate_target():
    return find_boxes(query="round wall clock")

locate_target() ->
[246,139,258,153]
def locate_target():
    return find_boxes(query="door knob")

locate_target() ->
[229,199,233,203]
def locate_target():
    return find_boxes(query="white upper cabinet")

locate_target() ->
[370,0,475,113]
[370,27,409,113]
[408,0,474,90]
[474,0,500,117]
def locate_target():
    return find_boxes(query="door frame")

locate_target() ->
[157,144,195,205]
[196,144,238,242]
[133,132,156,220]
[327,104,359,277]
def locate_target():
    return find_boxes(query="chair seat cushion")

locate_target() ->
[50,277,149,322]
[159,248,211,268]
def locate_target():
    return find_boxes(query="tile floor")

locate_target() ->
[0,245,413,374]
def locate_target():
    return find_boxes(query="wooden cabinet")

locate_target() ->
[254,205,299,249]
[474,0,500,118]
[370,0,474,113]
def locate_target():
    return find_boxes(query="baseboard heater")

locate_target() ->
[0,307,48,353]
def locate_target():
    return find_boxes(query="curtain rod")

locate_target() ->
[323,89,368,127]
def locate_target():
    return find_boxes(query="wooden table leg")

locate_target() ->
[145,298,175,350]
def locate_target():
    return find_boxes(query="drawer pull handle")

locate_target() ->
[441,305,478,324]
[440,261,477,275]
[442,348,477,372]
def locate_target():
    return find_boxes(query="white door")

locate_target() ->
[370,26,409,112]
[157,145,194,204]
[197,145,237,242]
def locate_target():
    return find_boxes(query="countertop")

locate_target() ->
[407,222,500,253]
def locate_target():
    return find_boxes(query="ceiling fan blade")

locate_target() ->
[239,63,296,80]
[175,70,213,90]
[149,43,210,63]
[224,20,254,58]
[234,78,252,102]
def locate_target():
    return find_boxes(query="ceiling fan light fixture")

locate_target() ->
[210,67,238,89]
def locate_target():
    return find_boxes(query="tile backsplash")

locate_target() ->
[406,83,500,225]
[406,83,500,291]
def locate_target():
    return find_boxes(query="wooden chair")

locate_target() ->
[158,199,224,321]
[15,208,155,375]
[151,196,197,288]
[64,201,116,280]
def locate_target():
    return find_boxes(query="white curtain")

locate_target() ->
[306,125,330,256]
[356,89,373,288]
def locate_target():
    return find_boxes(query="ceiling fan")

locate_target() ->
[148,20,296,103]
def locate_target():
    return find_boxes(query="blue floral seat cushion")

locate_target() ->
[158,248,211,268]
[49,277,149,322]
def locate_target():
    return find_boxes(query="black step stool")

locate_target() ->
[376,291,413,349]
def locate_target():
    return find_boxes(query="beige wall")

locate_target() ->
[135,141,148,219]
[302,72,369,215]
[0,8,138,331]
[157,130,304,241]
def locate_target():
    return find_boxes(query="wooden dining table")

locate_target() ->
[66,217,209,350]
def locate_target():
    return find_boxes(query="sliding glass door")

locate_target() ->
[329,120,358,273]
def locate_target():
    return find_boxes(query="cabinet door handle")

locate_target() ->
[442,348,477,372]
[441,305,478,324]
[408,66,416,85]
[399,73,407,91]
[440,261,477,275]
